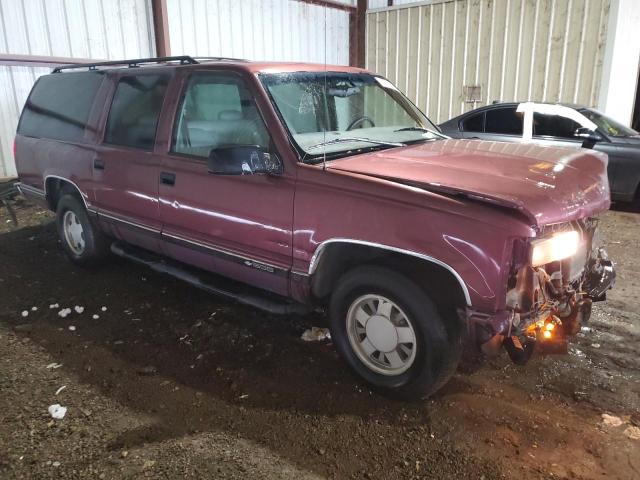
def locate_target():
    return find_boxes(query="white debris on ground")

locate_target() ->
[301,327,331,342]
[74,306,84,314]
[601,413,624,427]
[101,306,107,312]
[55,386,66,395]
[58,308,72,318]
[68,326,76,331]
[624,426,640,440]
[46,363,63,369]
[21,310,28,318]
[48,404,67,420]
[49,303,59,309]
[601,414,640,440]
[31,306,38,311]
[92,314,100,320]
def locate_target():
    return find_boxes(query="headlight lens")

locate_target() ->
[531,230,580,266]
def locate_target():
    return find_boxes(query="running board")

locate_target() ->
[110,242,311,315]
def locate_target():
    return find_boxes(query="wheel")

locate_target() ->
[329,265,461,400]
[56,194,110,266]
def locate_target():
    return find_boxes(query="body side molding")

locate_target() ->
[44,175,92,211]
[308,238,472,306]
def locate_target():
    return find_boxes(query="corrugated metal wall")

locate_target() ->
[366,0,611,124]
[166,0,351,65]
[0,0,156,177]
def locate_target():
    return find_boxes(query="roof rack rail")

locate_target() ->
[52,55,198,73]
[192,56,249,63]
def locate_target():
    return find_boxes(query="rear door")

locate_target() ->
[458,111,485,139]
[157,70,295,296]
[92,72,170,252]
[481,106,525,143]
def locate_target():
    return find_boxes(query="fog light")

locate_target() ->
[526,316,560,341]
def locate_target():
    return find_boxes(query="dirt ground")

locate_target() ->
[1,198,639,480]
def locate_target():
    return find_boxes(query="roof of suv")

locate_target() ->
[51,55,367,75]
[473,101,589,111]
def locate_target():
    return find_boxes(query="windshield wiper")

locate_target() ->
[306,137,405,151]
[394,126,447,138]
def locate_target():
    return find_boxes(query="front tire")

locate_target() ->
[56,194,110,266]
[329,265,461,400]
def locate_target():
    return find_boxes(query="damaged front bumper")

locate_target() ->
[470,243,616,365]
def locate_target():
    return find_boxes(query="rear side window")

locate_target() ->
[461,112,484,132]
[485,107,523,135]
[105,75,169,150]
[18,72,104,142]
[533,113,581,139]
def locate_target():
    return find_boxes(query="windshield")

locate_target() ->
[260,72,443,160]
[579,108,638,138]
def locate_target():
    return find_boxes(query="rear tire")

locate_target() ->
[56,194,110,266]
[329,265,461,400]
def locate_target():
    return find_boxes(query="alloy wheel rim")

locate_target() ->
[63,210,86,255]
[346,294,417,376]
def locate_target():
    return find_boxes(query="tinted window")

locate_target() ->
[105,75,169,150]
[18,72,104,142]
[580,109,638,138]
[172,73,270,158]
[485,107,523,135]
[461,112,484,132]
[533,113,581,139]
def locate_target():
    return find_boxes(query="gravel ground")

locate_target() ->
[1,198,639,479]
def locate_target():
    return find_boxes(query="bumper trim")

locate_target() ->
[585,248,616,301]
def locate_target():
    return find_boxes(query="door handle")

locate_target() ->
[160,171,176,186]
[93,157,105,170]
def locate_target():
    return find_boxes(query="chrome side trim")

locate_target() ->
[16,182,45,198]
[162,231,287,274]
[308,238,472,306]
[44,175,91,210]
[98,211,160,234]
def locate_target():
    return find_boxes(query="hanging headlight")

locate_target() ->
[531,230,580,267]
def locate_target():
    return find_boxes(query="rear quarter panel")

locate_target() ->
[15,73,110,209]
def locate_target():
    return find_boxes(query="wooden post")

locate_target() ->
[151,0,171,57]
[350,0,367,67]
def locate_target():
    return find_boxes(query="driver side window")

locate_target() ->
[172,73,270,158]
[533,112,581,139]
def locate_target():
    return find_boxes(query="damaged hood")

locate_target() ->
[327,139,610,226]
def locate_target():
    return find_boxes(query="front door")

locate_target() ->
[526,110,620,193]
[158,71,295,296]
[93,73,170,252]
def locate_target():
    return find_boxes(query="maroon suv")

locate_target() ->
[15,56,615,398]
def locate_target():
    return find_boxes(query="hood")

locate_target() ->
[613,135,640,145]
[327,139,610,227]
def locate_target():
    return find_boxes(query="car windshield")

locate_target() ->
[260,72,443,161]
[579,108,639,138]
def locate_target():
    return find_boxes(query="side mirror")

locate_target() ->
[574,127,604,143]
[207,146,283,176]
